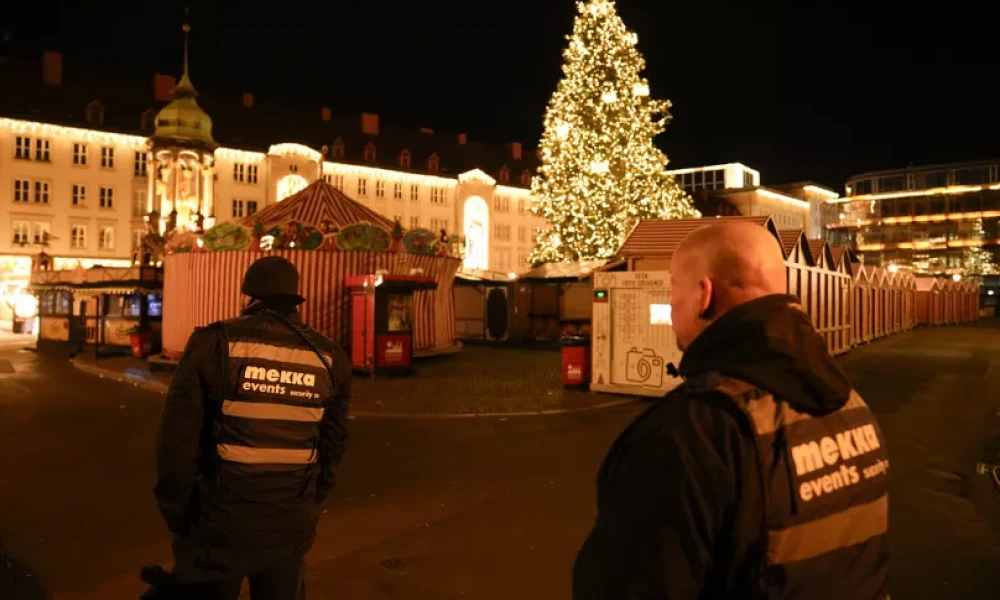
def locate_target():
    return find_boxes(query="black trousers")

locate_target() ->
[171,535,307,600]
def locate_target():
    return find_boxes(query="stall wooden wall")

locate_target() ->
[913,278,980,325]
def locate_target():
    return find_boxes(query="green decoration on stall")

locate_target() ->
[336,223,392,252]
[203,222,252,251]
[403,228,440,255]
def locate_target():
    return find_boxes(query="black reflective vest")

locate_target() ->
[706,373,890,599]
[218,314,335,468]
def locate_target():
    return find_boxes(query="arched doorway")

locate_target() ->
[463,195,489,271]
[277,174,309,201]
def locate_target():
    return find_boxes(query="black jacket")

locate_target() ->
[154,302,351,549]
[573,294,855,599]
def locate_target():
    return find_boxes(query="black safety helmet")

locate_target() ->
[241,256,306,305]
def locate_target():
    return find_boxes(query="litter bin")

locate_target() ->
[560,335,591,390]
[129,329,153,359]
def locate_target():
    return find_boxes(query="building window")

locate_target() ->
[323,174,333,185]
[99,186,114,208]
[133,230,145,251]
[247,200,258,216]
[518,198,528,214]
[140,109,156,131]
[358,178,368,196]
[494,223,511,241]
[232,199,245,218]
[14,179,30,203]
[12,222,29,245]
[520,170,532,186]
[430,188,448,205]
[99,226,114,250]
[399,150,411,169]
[329,174,344,191]
[248,165,258,184]
[73,143,88,166]
[499,165,510,183]
[71,225,87,249]
[34,181,50,204]
[375,180,386,198]
[73,184,87,206]
[35,139,51,162]
[15,136,31,160]
[364,143,377,163]
[133,190,146,217]
[100,147,115,168]
[33,223,50,245]
[234,163,245,182]
[134,151,148,177]
[494,195,510,212]
[409,216,420,229]
[393,182,403,200]
[430,218,449,234]
[410,185,419,202]
[427,153,440,172]
[331,139,345,159]
[518,226,527,242]
[86,100,105,126]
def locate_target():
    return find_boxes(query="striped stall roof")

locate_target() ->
[162,250,461,359]
[829,246,847,267]
[777,229,804,256]
[806,238,828,263]
[617,216,776,259]
[240,180,395,231]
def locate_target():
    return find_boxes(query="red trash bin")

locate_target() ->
[560,335,590,390]
[129,329,153,359]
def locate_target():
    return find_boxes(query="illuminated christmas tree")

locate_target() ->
[529,0,697,263]
[962,218,998,278]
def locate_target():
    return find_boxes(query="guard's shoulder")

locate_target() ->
[193,320,226,333]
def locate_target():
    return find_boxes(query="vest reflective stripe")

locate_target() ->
[222,399,324,422]
[768,494,889,564]
[715,379,869,436]
[217,443,317,465]
[228,341,331,369]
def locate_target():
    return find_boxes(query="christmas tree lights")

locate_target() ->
[529,0,697,263]
[962,218,998,278]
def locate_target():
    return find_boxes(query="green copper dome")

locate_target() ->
[151,24,217,151]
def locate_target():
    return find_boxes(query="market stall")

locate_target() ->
[30,263,163,356]
[160,180,461,360]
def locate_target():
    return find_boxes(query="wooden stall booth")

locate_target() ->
[453,270,516,342]
[31,264,163,356]
[851,263,876,344]
[915,277,945,325]
[511,260,611,343]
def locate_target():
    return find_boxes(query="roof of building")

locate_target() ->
[519,260,608,281]
[617,216,775,259]
[0,54,539,184]
[776,229,804,256]
[239,180,394,231]
[846,158,1000,182]
[806,238,828,263]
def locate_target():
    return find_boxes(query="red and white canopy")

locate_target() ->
[240,180,394,231]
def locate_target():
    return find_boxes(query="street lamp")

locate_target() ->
[952,273,962,282]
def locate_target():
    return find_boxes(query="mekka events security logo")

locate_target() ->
[789,422,889,503]
[241,365,321,400]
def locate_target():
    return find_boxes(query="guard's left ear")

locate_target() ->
[698,276,715,320]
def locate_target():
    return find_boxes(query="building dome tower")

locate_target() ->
[146,19,218,235]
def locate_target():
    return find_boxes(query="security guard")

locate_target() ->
[155,256,351,600]
[574,222,890,599]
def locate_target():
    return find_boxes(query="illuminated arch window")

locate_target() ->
[463,195,489,271]
[364,143,377,163]
[399,149,411,168]
[498,165,510,183]
[427,153,440,173]
[86,100,105,126]
[277,174,309,201]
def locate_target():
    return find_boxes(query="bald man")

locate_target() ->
[573,222,889,600]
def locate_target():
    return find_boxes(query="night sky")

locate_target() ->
[6,1,1000,190]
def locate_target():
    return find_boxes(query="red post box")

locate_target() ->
[560,335,591,389]
[345,274,438,375]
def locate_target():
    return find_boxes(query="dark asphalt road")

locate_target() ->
[1,324,999,599]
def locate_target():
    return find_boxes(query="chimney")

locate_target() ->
[321,107,331,122]
[42,50,62,86]
[457,133,467,145]
[507,141,523,160]
[420,127,434,135]
[242,93,254,109]
[153,73,176,102]
[361,112,379,135]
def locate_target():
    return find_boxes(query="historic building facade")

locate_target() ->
[0,47,545,324]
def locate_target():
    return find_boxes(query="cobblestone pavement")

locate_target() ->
[71,344,637,416]
[1,323,999,599]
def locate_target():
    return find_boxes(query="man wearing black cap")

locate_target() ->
[154,256,351,600]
